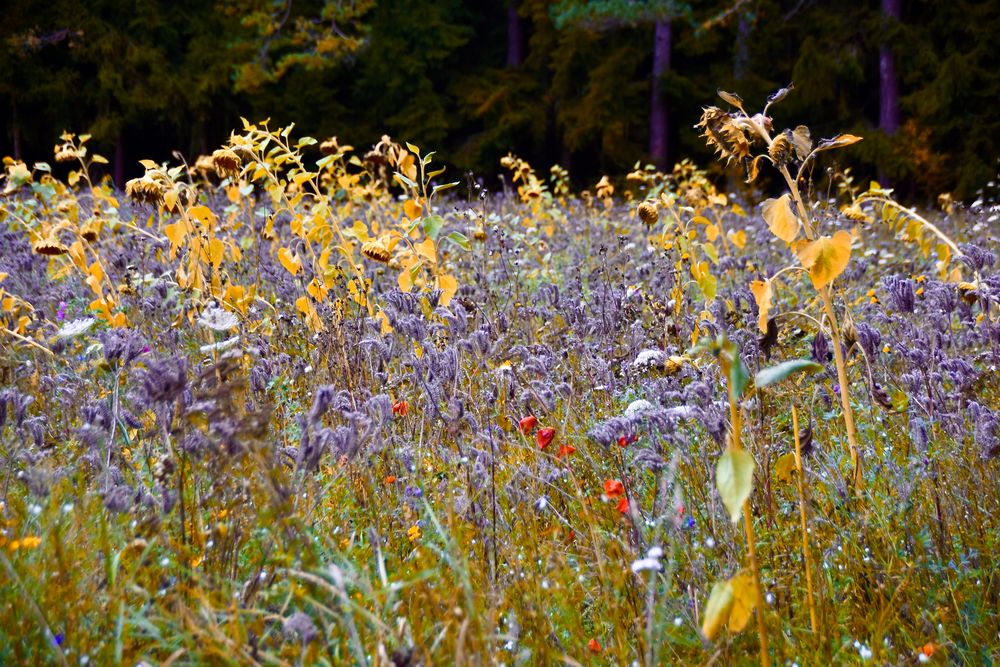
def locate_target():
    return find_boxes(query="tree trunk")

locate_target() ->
[506,1,524,67]
[734,11,751,82]
[649,19,671,170]
[114,132,125,189]
[11,98,21,161]
[879,0,901,135]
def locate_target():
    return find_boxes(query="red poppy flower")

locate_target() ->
[557,443,576,458]
[392,400,409,416]
[616,496,630,514]
[604,479,625,497]
[587,638,602,654]
[383,475,396,484]
[518,415,537,434]
[617,433,638,448]
[921,643,935,657]
[536,427,555,449]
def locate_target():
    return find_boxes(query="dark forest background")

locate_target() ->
[2,0,998,201]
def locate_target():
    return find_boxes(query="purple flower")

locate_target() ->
[56,301,67,321]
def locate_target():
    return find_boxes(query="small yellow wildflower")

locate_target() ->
[407,525,421,542]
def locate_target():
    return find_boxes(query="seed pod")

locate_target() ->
[769,133,793,167]
[637,201,659,226]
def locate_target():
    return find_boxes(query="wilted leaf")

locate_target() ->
[795,230,852,289]
[746,155,766,184]
[774,452,797,484]
[755,359,823,387]
[717,448,754,523]
[717,89,744,111]
[749,279,773,333]
[790,126,812,160]
[437,274,458,306]
[727,572,758,632]
[277,247,302,276]
[702,580,735,640]
[761,194,799,243]
[758,317,779,360]
[208,238,225,267]
[767,83,794,106]
[403,199,423,220]
[813,134,863,154]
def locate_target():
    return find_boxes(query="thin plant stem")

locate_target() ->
[792,405,819,634]
[729,379,770,667]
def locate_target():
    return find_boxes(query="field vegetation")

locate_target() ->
[1,87,999,665]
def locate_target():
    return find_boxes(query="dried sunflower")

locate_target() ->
[637,200,659,226]
[769,133,793,167]
[212,148,241,180]
[125,175,166,206]
[32,235,69,256]
[54,142,80,163]
[361,238,392,263]
[696,106,752,164]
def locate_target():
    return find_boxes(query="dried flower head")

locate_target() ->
[362,238,392,263]
[125,173,167,206]
[54,142,81,163]
[80,218,101,242]
[769,133,792,167]
[637,201,659,226]
[57,317,96,338]
[32,235,69,256]
[697,106,752,164]
[320,137,351,156]
[197,306,240,332]
[212,148,241,179]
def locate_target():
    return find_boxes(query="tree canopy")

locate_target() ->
[1,0,996,199]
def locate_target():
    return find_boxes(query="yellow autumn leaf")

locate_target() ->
[728,228,747,249]
[437,274,458,306]
[306,278,328,303]
[187,205,215,229]
[749,279,773,333]
[208,238,225,267]
[761,194,799,243]
[727,572,758,633]
[795,230,852,289]
[404,198,423,221]
[414,237,436,263]
[705,224,720,242]
[375,308,393,335]
[702,580,735,640]
[164,223,186,259]
[774,452,797,484]
[277,247,302,276]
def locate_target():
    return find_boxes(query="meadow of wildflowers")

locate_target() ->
[0,109,999,665]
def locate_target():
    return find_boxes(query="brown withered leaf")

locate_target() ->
[813,134,863,154]
[717,89,745,111]
[798,419,814,457]
[767,83,794,106]
[790,125,812,160]
[758,316,779,360]
[746,154,766,184]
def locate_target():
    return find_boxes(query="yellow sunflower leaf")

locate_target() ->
[277,247,302,276]
[749,279,773,333]
[437,274,458,306]
[727,572,758,633]
[761,194,799,243]
[795,230,852,289]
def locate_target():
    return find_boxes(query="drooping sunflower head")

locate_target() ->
[361,237,392,264]
[212,148,242,180]
[697,106,753,164]
[637,200,659,226]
